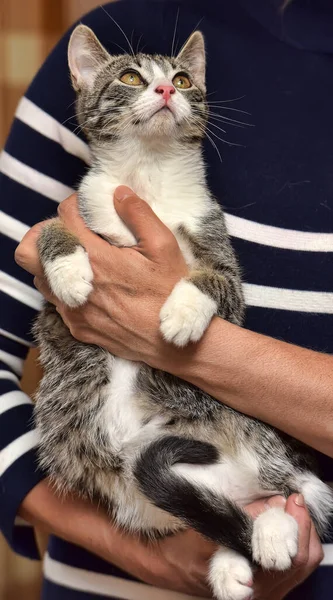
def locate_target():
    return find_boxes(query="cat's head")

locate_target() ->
[68,25,207,145]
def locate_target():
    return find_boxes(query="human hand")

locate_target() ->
[140,494,323,599]
[15,187,190,368]
[20,483,322,598]
[245,494,323,599]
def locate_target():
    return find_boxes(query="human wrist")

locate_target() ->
[163,317,234,391]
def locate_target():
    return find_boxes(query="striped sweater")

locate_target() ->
[0,1,332,598]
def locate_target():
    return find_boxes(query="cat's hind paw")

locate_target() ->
[44,246,93,308]
[252,507,298,571]
[209,548,253,600]
[159,279,217,347]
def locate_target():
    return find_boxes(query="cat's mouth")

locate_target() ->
[133,104,178,129]
[151,105,175,118]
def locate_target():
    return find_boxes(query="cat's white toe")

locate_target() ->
[209,548,253,600]
[252,507,298,571]
[44,246,93,308]
[159,279,217,347]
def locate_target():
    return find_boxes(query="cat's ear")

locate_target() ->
[68,25,110,91]
[176,31,206,88]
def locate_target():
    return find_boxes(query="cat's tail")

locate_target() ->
[134,436,253,561]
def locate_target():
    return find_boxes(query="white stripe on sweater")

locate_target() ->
[0,271,42,311]
[244,283,333,313]
[0,328,33,348]
[0,350,24,376]
[16,97,91,165]
[225,213,333,251]
[0,370,19,384]
[14,516,33,527]
[322,545,333,566]
[43,554,205,600]
[0,429,40,476]
[0,211,29,243]
[0,391,32,417]
[0,151,74,202]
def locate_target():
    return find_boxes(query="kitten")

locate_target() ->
[33,25,333,600]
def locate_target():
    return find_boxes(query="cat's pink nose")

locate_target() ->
[155,85,176,102]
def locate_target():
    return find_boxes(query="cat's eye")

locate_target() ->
[120,71,143,86]
[172,74,192,90]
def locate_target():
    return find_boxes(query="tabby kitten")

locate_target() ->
[34,25,333,600]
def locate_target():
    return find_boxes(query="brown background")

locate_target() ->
[0,1,114,598]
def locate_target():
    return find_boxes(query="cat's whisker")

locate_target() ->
[207,110,251,123]
[176,16,204,57]
[191,106,250,131]
[171,6,180,57]
[62,108,99,126]
[206,104,251,115]
[204,130,223,162]
[109,40,131,56]
[66,99,77,110]
[189,112,240,149]
[205,94,246,103]
[73,118,93,135]
[206,121,227,135]
[136,33,144,55]
[206,125,244,148]
[100,5,135,58]
[208,113,251,129]
[209,117,246,130]
[182,113,223,162]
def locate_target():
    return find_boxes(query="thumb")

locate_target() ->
[245,495,287,519]
[114,186,177,260]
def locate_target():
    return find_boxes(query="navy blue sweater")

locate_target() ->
[0,1,332,598]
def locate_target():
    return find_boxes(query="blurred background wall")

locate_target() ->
[0,1,114,598]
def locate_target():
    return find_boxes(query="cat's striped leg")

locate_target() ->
[38,219,93,308]
[159,267,243,347]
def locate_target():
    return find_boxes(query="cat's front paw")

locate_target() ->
[44,246,93,308]
[159,279,217,347]
[252,507,298,570]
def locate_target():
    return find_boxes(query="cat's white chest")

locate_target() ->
[79,156,209,254]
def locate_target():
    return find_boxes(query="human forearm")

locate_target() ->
[166,317,333,456]
[19,480,171,587]
[18,480,209,595]
[19,479,130,563]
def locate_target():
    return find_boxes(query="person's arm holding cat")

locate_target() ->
[16,189,333,458]
[20,475,322,600]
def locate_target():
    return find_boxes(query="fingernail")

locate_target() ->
[295,494,305,507]
[265,495,287,509]
[114,185,134,202]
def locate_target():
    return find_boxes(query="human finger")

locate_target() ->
[114,186,181,262]
[15,220,52,277]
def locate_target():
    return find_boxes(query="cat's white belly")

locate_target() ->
[103,357,167,451]
[174,450,278,506]
[103,357,142,451]
[100,357,179,532]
